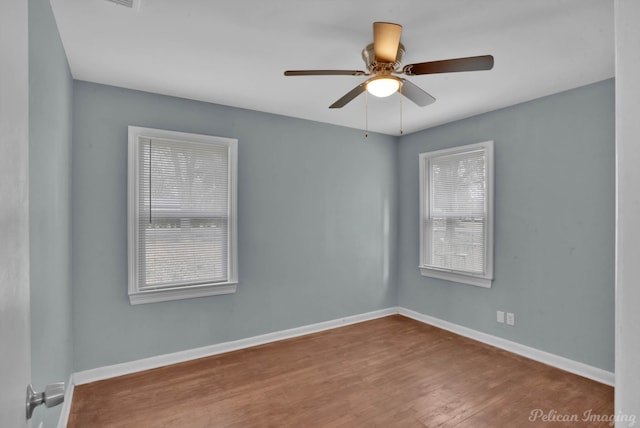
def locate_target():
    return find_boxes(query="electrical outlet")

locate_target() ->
[506,312,515,326]
[496,310,505,323]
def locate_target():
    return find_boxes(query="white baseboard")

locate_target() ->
[56,373,74,428]
[398,307,615,386]
[60,305,614,426]
[72,307,399,386]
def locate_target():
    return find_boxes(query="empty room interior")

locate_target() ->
[3,0,640,427]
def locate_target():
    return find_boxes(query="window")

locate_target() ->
[128,126,238,304]
[419,141,494,288]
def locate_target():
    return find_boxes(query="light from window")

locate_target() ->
[128,127,238,304]
[419,141,494,287]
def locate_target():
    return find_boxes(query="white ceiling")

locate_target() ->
[49,0,614,136]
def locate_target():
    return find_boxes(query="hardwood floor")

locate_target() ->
[67,315,613,427]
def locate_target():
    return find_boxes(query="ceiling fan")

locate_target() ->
[284,22,494,109]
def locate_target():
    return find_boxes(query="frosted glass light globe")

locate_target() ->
[367,77,400,97]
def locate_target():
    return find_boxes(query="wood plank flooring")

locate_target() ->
[67,315,613,427]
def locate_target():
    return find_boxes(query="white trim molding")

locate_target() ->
[127,126,239,305]
[398,307,614,386]
[418,267,492,288]
[56,374,75,428]
[72,308,398,385]
[69,307,614,387]
[418,141,495,288]
[60,306,614,425]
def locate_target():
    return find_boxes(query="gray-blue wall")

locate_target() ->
[67,77,615,378]
[29,0,74,425]
[70,79,615,374]
[71,81,398,371]
[397,79,615,371]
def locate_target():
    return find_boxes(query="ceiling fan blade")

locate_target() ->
[403,55,494,75]
[329,82,367,109]
[400,79,436,107]
[284,70,366,76]
[373,22,402,63]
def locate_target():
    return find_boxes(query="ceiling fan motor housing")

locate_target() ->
[362,43,405,74]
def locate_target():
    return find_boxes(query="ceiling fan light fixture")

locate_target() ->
[366,76,400,98]
[284,22,492,109]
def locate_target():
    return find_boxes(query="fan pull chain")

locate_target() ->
[399,84,404,135]
[364,90,369,138]
[149,140,152,224]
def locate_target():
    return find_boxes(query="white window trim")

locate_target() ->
[419,141,494,288]
[127,126,238,305]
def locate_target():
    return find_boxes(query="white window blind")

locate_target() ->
[419,141,494,287]
[128,127,238,304]
[139,137,229,289]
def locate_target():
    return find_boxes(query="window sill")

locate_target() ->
[129,282,237,305]
[419,267,492,288]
